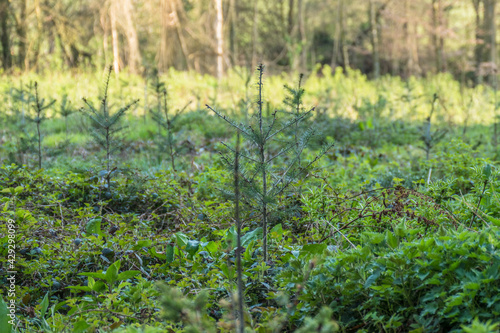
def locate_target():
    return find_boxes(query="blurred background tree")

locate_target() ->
[0,0,497,84]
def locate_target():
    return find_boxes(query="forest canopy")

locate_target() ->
[0,0,498,84]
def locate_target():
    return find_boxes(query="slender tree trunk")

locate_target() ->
[331,0,341,68]
[121,0,142,74]
[110,3,120,74]
[33,0,43,71]
[256,66,268,264]
[473,0,483,84]
[171,1,192,71]
[159,0,168,71]
[340,0,349,70]
[229,0,237,66]
[404,0,417,77]
[0,0,11,70]
[251,0,259,70]
[439,1,446,72]
[215,0,224,78]
[234,132,244,333]
[484,0,496,84]
[432,0,442,72]
[17,0,27,70]
[369,0,380,78]
[37,121,42,169]
[298,0,306,71]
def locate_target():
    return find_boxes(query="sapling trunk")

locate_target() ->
[256,65,269,264]
[234,132,244,333]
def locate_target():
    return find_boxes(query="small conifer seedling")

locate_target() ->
[150,74,191,170]
[208,64,333,264]
[59,94,75,141]
[32,82,56,169]
[80,66,139,189]
[420,93,446,160]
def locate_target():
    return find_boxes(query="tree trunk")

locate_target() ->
[404,0,411,77]
[473,0,483,84]
[251,0,258,70]
[120,0,142,74]
[298,0,306,71]
[101,9,109,68]
[16,0,27,70]
[110,2,120,74]
[229,0,237,66]
[432,0,443,72]
[159,0,169,71]
[215,0,224,78]
[340,0,349,70]
[0,0,11,70]
[331,0,341,68]
[171,0,191,71]
[484,0,496,84]
[369,0,380,78]
[33,0,44,71]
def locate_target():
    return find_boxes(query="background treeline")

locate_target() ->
[0,0,498,84]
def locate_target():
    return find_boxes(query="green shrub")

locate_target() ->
[279,227,500,332]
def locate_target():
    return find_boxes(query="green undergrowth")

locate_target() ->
[1,68,500,332]
[0,138,499,331]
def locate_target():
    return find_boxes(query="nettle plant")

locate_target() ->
[80,66,138,190]
[207,65,332,263]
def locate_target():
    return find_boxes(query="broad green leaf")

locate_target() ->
[67,286,92,292]
[204,241,219,255]
[105,260,120,285]
[72,320,90,333]
[225,226,237,248]
[364,269,382,289]
[270,224,284,236]
[0,296,13,333]
[117,270,140,281]
[483,164,492,178]
[186,240,200,257]
[133,240,152,250]
[241,227,263,247]
[166,245,174,263]
[386,231,399,249]
[40,293,49,318]
[149,247,166,260]
[91,281,106,293]
[300,243,327,257]
[487,215,500,227]
[85,218,102,236]
[175,233,189,248]
[79,272,106,280]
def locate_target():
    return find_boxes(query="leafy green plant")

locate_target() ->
[73,259,140,293]
[280,226,500,332]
